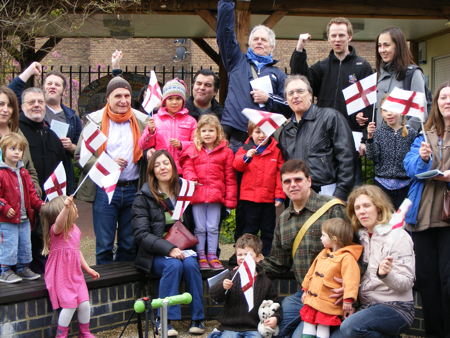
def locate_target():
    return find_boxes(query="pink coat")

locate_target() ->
[138,107,197,173]
[180,140,237,208]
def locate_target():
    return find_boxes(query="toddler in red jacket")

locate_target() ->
[0,133,44,283]
[180,114,237,270]
[233,122,284,256]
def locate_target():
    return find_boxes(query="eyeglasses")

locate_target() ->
[286,88,308,97]
[24,99,45,105]
[282,177,305,185]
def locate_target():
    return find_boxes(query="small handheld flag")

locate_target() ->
[44,162,66,201]
[172,178,196,220]
[242,109,286,138]
[381,87,425,121]
[79,122,107,167]
[142,70,162,116]
[237,252,256,311]
[342,73,377,115]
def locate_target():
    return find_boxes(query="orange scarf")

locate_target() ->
[99,105,143,163]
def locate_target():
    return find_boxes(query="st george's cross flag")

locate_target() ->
[79,122,107,167]
[376,198,412,254]
[101,169,121,204]
[388,198,412,232]
[242,109,287,137]
[342,73,377,115]
[172,177,196,220]
[237,252,257,311]
[382,87,426,121]
[43,162,66,201]
[142,70,162,116]
[87,152,121,188]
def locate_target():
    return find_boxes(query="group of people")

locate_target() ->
[0,0,449,336]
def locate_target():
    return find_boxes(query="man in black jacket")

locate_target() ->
[277,75,355,201]
[185,69,223,121]
[19,87,68,273]
[290,18,373,184]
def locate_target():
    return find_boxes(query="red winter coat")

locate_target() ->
[233,137,285,203]
[0,163,44,225]
[180,140,237,208]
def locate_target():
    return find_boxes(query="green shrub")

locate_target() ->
[220,209,236,244]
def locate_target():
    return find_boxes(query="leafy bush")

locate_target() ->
[220,209,236,244]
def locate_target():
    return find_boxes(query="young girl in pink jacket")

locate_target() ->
[138,78,197,174]
[180,114,237,270]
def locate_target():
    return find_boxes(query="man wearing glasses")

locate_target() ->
[18,87,68,274]
[277,75,355,201]
[260,159,346,337]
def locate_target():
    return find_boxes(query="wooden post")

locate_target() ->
[235,1,251,53]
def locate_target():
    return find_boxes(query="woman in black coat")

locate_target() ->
[131,150,205,336]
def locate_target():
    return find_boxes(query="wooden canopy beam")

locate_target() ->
[262,10,288,28]
[191,38,220,65]
[195,10,217,31]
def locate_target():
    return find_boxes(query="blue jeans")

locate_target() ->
[93,185,136,264]
[338,304,410,337]
[0,221,32,266]
[151,255,204,321]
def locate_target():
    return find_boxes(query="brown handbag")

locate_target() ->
[164,221,199,250]
[442,189,450,222]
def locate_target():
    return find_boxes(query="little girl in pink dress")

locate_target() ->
[41,196,100,338]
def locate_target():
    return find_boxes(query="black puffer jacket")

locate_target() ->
[131,183,176,274]
[277,104,355,200]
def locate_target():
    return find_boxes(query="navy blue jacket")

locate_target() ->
[217,0,292,132]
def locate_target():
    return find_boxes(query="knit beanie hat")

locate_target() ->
[162,78,187,105]
[106,76,132,98]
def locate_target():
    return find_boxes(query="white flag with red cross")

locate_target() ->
[172,178,196,220]
[101,169,121,204]
[237,252,256,311]
[79,122,107,167]
[242,109,287,137]
[342,73,377,115]
[142,70,162,116]
[43,162,66,201]
[381,87,426,121]
[87,152,121,188]
[376,199,412,254]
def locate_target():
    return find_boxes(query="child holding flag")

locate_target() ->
[139,78,197,173]
[233,121,284,256]
[0,133,43,283]
[180,114,237,270]
[209,234,280,337]
[366,96,417,209]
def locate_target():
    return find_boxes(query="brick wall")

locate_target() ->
[38,37,376,78]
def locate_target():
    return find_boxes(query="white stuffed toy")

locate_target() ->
[257,300,280,338]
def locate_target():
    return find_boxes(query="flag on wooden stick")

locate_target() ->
[79,122,107,167]
[342,73,377,115]
[382,87,425,121]
[172,178,196,220]
[242,109,286,138]
[237,252,256,311]
[142,70,162,115]
[44,162,66,201]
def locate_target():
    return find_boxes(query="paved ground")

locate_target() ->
[76,199,229,337]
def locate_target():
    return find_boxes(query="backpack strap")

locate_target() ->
[291,198,345,259]
[250,64,258,80]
